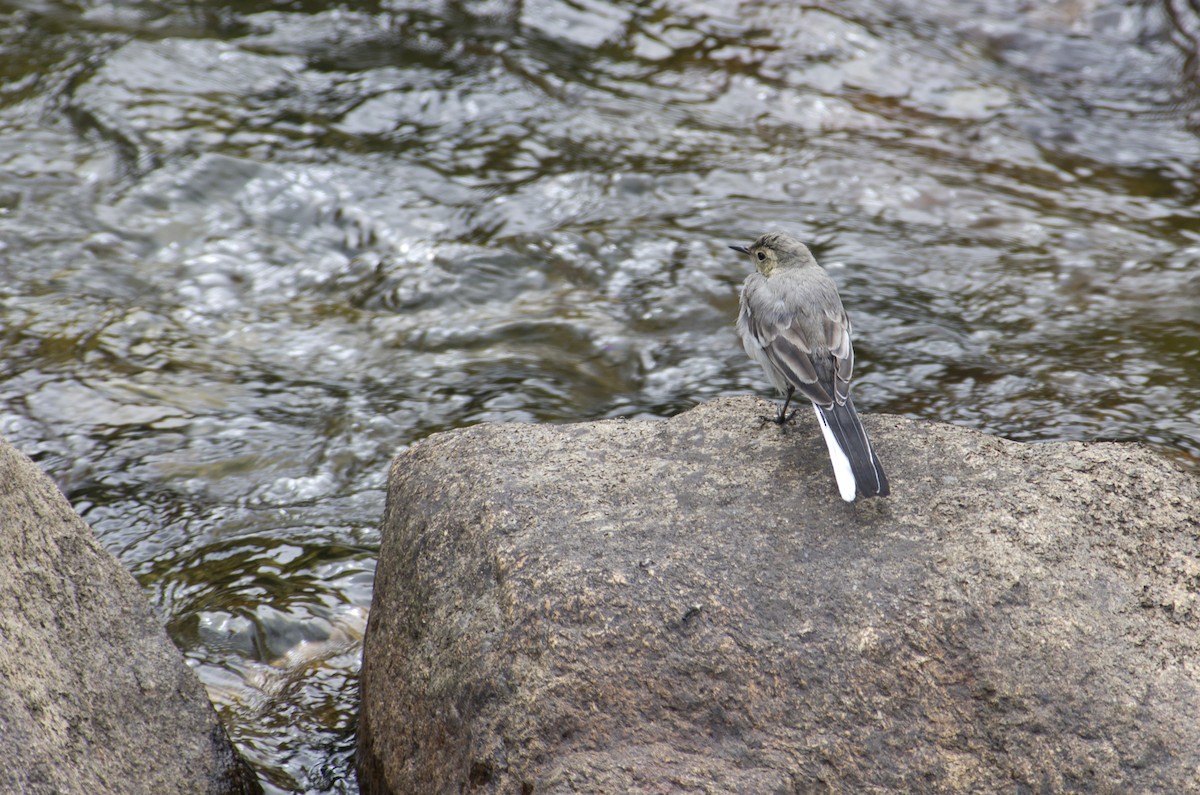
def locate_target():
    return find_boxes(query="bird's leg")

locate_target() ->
[758,386,799,426]
[775,385,799,425]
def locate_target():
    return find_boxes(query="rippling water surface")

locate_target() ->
[2,0,1199,790]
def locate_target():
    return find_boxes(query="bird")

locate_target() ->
[731,231,890,502]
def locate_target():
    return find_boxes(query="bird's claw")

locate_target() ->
[757,409,798,428]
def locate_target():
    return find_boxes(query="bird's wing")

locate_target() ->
[745,303,855,409]
[823,305,854,406]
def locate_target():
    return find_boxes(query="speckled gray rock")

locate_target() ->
[0,438,261,795]
[358,396,1200,794]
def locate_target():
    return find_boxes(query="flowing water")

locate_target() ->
[2,0,1199,791]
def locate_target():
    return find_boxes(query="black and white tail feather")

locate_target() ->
[815,397,889,501]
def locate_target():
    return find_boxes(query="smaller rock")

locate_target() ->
[0,437,261,795]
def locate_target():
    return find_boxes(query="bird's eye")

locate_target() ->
[756,251,766,262]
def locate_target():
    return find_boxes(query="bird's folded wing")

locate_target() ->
[824,307,854,406]
[746,307,855,408]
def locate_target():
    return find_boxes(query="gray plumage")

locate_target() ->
[732,231,889,501]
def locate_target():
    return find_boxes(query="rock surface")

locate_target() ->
[358,396,1200,794]
[0,438,261,795]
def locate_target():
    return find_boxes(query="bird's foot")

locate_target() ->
[757,409,798,428]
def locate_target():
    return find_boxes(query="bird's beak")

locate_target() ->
[729,244,750,255]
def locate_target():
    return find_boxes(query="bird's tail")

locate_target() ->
[814,397,890,502]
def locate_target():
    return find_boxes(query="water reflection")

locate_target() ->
[2,0,1199,791]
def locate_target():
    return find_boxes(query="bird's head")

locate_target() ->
[729,231,815,276]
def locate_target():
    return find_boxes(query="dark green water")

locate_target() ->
[2,0,1198,791]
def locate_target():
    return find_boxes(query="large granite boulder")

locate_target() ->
[358,396,1200,794]
[0,438,261,795]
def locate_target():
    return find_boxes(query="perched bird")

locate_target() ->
[732,232,889,502]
